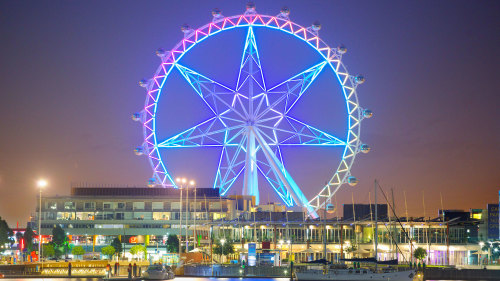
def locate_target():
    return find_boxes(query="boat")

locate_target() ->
[295,268,416,281]
[295,180,419,281]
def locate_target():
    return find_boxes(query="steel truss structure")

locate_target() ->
[136,7,371,218]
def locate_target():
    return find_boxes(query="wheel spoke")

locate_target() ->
[236,26,266,92]
[257,116,345,146]
[157,117,245,148]
[256,145,294,206]
[214,129,248,195]
[176,64,246,119]
[256,61,327,118]
[252,127,318,217]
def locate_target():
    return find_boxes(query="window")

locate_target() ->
[117,203,125,209]
[116,213,124,220]
[190,202,202,211]
[171,202,181,210]
[64,202,75,210]
[57,212,75,220]
[103,212,114,220]
[43,212,56,220]
[152,202,164,210]
[84,202,95,210]
[133,202,145,210]
[48,202,57,210]
[209,202,221,210]
[103,202,113,209]
[213,213,226,220]
[76,212,94,220]
[153,212,171,220]
[95,212,114,220]
[133,212,152,220]
[96,224,123,229]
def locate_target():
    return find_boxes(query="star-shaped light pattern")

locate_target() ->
[140,13,365,218]
[158,26,343,212]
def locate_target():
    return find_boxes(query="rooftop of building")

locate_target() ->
[69,186,220,197]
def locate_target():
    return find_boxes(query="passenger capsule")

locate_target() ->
[212,8,222,16]
[280,6,290,16]
[355,75,365,84]
[156,48,167,58]
[134,147,144,156]
[326,204,335,214]
[132,112,142,122]
[147,178,156,187]
[338,45,347,54]
[347,176,358,186]
[360,144,371,153]
[246,2,256,10]
[312,21,321,31]
[139,79,149,88]
[363,109,373,118]
[181,24,191,32]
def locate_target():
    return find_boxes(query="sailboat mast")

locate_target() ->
[391,188,396,261]
[374,180,378,269]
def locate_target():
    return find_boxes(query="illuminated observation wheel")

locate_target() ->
[134,6,373,218]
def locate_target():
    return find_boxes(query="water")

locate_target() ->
[2,277,487,281]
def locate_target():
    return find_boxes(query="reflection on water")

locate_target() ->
[2,277,487,281]
[1,278,287,281]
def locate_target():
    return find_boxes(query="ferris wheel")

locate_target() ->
[133,4,373,218]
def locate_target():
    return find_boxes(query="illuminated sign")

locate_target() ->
[248,243,256,266]
[488,204,498,239]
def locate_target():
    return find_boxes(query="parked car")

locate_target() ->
[142,264,174,280]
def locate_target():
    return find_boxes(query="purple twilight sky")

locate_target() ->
[0,0,499,226]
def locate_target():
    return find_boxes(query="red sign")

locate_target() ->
[129,236,138,243]
[20,238,25,251]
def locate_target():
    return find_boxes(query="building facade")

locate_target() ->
[34,187,489,266]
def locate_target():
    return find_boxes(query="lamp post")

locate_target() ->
[221,239,226,264]
[479,241,484,267]
[176,177,196,255]
[176,178,185,256]
[37,179,47,269]
[287,239,292,262]
[190,180,197,249]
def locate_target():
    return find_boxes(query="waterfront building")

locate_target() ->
[33,186,490,265]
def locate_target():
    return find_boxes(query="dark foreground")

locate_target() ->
[0,276,495,281]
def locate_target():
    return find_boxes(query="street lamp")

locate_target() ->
[189,180,197,249]
[221,239,226,264]
[37,179,47,269]
[287,240,292,262]
[479,241,485,266]
[175,177,196,255]
[176,178,185,255]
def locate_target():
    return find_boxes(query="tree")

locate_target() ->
[413,247,427,262]
[43,244,55,258]
[101,245,116,259]
[166,234,179,253]
[491,242,500,261]
[213,239,235,257]
[130,245,147,260]
[344,243,358,257]
[23,226,35,253]
[110,237,123,257]
[51,225,69,257]
[72,245,85,259]
[0,217,13,251]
